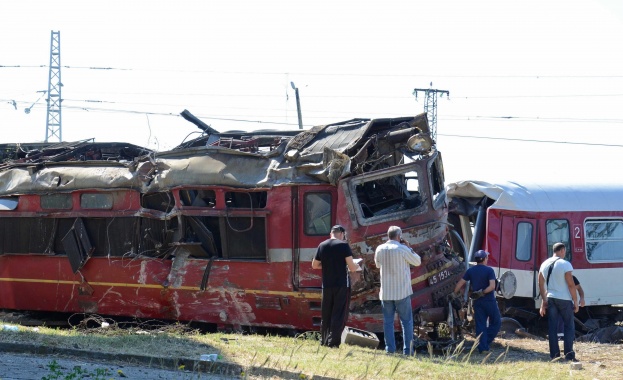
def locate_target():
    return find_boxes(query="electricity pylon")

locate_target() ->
[45,31,62,143]
[413,84,449,141]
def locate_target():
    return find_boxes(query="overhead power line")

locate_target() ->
[439,133,623,148]
[3,64,623,79]
[58,104,302,126]
[24,90,623,100]
[441,115,623,123]
[6,96,622,125]
[0,65,46,68]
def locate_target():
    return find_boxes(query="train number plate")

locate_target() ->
[428,269,452,286]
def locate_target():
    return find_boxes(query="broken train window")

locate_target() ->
[0,216,135,258]
[180,189,216,208]
[304,192,332,236]
[225,191,267,208]
[222,216,267,260]
[181,214,267,260]
[176,194,268,260]
[429,154,446,210]
[0,196,19,211]
[142,192,175,212]
[221,191,267,259]
[354,167,423,220]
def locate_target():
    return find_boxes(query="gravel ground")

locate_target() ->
[0,351,226,380]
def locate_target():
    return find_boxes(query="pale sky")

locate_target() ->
[1,0,622,184]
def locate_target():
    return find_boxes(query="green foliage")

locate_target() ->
[41,359,110,380]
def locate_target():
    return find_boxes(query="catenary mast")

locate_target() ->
[45,31,62,143]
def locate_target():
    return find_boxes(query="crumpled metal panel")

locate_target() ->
[290,119,370,155]
[0,114,429,195]
[0,142,351,194]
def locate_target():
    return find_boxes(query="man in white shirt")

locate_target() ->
[538,242,579,362]
[374,226,421,355]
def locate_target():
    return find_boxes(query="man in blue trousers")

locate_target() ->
[539,242,579,362]
[454,249,501,354]
[374,226,422,355]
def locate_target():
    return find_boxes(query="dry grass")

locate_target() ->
[0,321,622,379]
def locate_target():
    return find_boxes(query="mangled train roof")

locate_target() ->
[447,179,623,212]
[0,114,431,195]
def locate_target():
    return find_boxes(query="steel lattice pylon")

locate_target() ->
[413,85,449,142]
[45,31,62,143]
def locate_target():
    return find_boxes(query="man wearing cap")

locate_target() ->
[374,226,421,355]
[453,249,501,354]
[312,225,361,348]
[538,242,579,362]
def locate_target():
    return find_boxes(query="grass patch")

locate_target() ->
[0,321,621,379]
[42,359,110,380]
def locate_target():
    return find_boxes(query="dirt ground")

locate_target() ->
[483,332,623,368]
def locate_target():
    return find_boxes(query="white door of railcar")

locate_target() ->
[501,216,538,299]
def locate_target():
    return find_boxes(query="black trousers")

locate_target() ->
[321,286,351,347]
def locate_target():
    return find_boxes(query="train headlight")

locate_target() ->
[406,134,433,153]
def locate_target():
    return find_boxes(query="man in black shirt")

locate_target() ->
[312,225,361,347]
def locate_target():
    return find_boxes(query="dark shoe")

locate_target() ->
[478,350,490,355]
[566,358,579,363]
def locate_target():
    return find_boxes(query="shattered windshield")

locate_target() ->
[350,163,425,224]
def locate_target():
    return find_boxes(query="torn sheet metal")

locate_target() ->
[0,114,431,195]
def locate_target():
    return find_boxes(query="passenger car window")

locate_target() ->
[585,220,623,262]
[546,219,571,261]
[515,222,532,261]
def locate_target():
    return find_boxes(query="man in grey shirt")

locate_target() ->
[374,226,421,355]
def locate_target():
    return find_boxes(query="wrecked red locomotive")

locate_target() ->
[0,112,465,334]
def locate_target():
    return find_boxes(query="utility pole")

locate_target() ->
[412,83,449,141]
[45,31,62,143]
[290,82,303,129]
